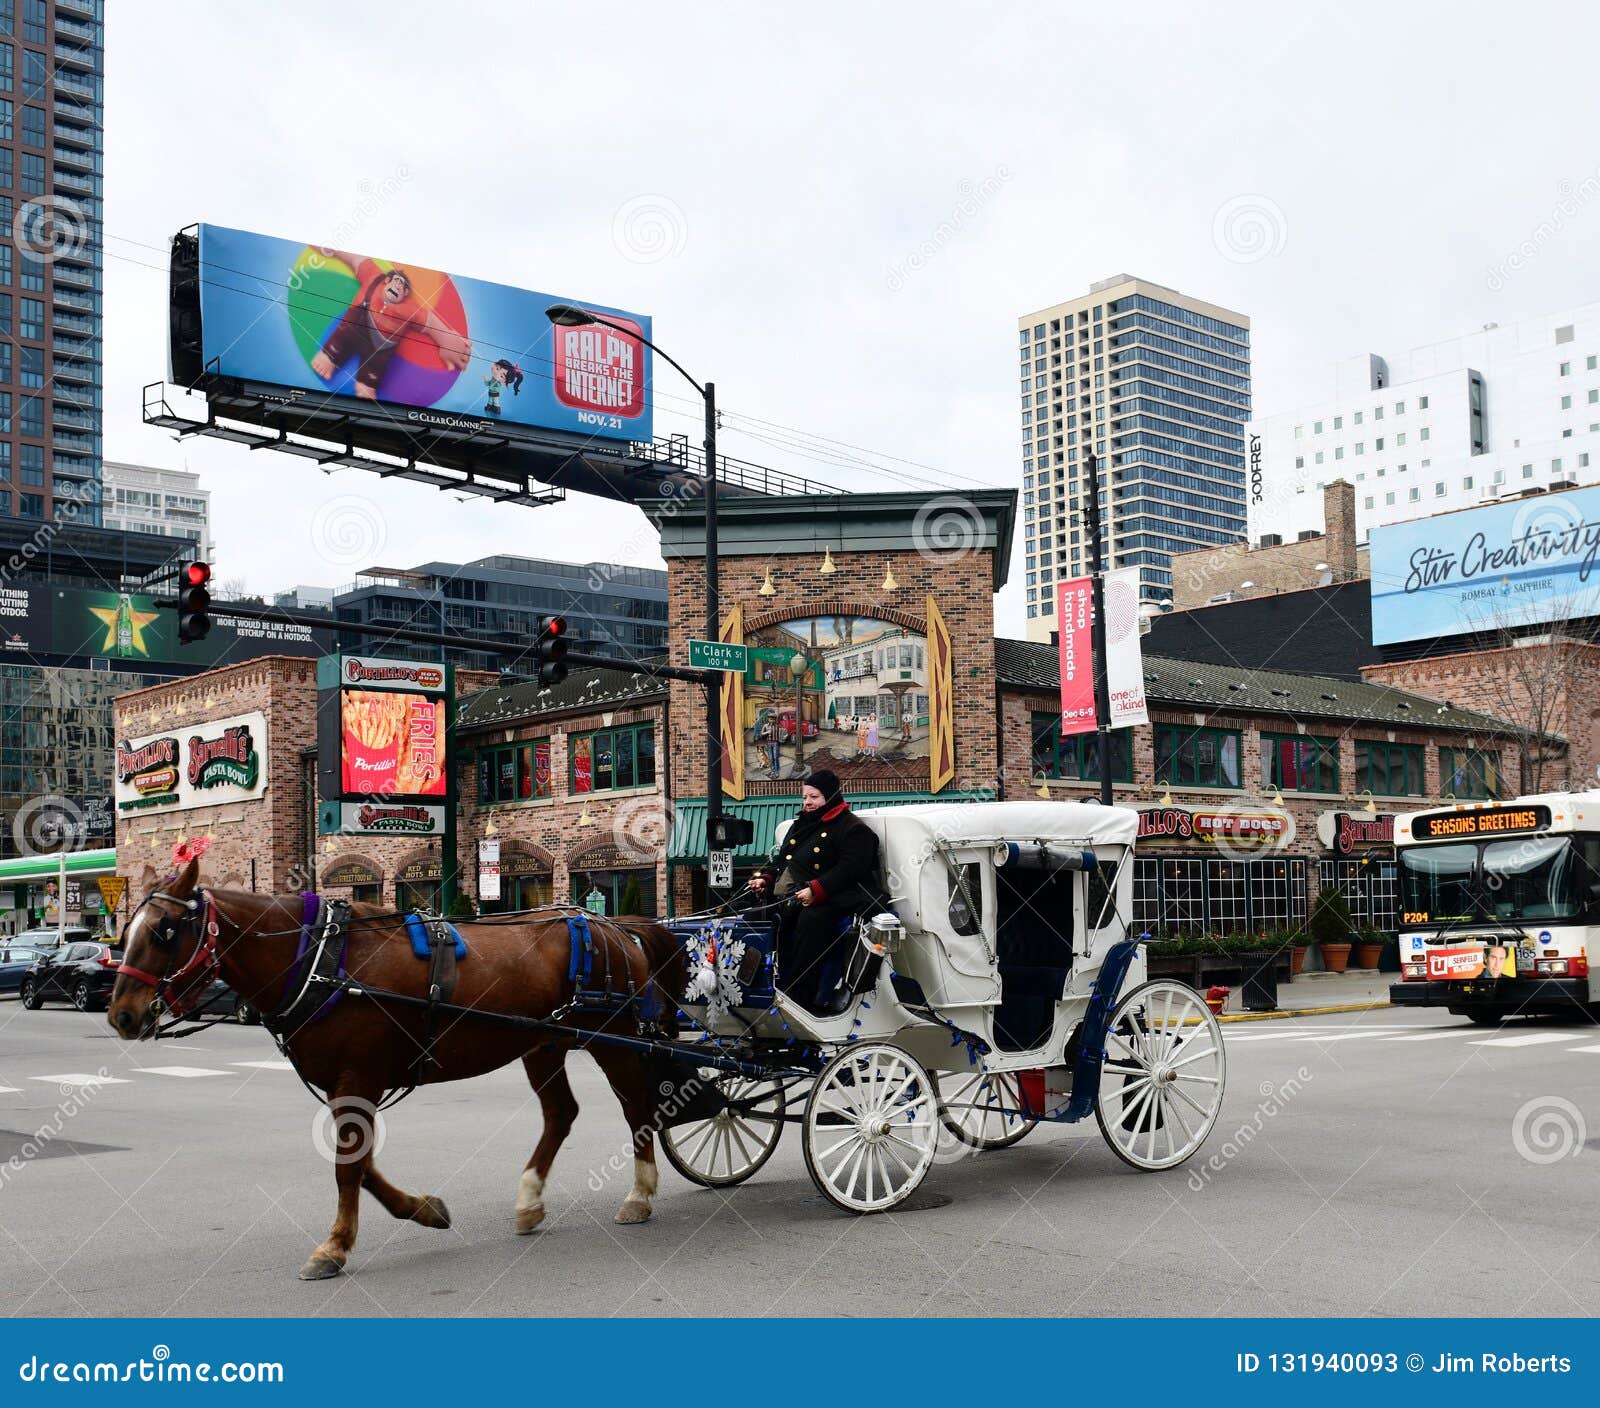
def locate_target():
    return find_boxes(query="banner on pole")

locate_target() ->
[1103,567,1150,729]
[1056,577,1096,737]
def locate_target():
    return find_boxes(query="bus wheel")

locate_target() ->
[1458,1010,1504,1027]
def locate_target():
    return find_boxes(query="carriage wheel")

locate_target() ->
[935,1068,1038,1150]
[660,1073,785,1188]
[803,1042,938,1214]
[1095,980,1225,1172]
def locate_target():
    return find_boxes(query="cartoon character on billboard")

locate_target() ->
[306,246,473,401]
[483,359,524,417]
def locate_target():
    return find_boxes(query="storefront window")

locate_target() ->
[571,724,655,795]
[1356,740,1424,797]
[1262,733,1338,793]
[1134,855,1306,933]
[478,739,552,804]
[569,868,656,918]
[396,881,442,914]
[1320,858,1399,933]
[1030,712,1133,782]
[352,883,382,906]
[1153,725,1241,789]
[1439,747,1500,800]
[481,874,553,914]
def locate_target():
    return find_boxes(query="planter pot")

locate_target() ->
[1290,945,1310,978]
[1351,942,1384,971]
[1320,942,1352,974]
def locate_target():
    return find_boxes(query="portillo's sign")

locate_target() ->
[114,712,268,815]
[1136,806,1293,850]
[1408,804,1552,841]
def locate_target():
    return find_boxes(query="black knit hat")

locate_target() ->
[805,768,844,805]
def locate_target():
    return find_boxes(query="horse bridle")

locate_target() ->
[117,885,222,1021]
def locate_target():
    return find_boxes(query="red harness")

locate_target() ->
[117,889,223,1021]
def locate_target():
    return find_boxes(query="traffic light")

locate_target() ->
[534,615,569,685]
[177,561,212,644]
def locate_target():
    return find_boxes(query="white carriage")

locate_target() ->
[662,801,1227,1213]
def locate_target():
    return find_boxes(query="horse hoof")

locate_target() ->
[614,1199,652,1225]
[414,1195,451,1230]
[297,1255,344,1281]
[514,1205,545,1235]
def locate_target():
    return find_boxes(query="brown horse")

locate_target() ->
[106,857,687,1281]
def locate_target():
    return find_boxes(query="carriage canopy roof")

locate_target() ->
[855,800,1139,850]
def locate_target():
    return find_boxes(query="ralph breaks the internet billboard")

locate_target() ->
[191,224,653,443]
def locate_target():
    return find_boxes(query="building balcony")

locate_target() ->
[55,0,101,19]
[53,333,99,359]
[52,265,97,290]
[52,40,99,73]
[52,145,98,174]
[51,312,97,336]
[53,69,99,99]
[52,168,96,196]
[54,94,99,124]
[52,407,97,429]
[52,121,99,152]
[51,358,96,384]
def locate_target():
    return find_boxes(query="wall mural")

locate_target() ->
[740,615,932,786]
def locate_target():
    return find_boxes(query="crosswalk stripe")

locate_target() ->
[1566,1044,1600,1053]
[31,1073,130,1087]
[139,1066,228,1079]
[1467,1032,1580,1048]
[1283,1031,1395,1042]
[1382,1030,1479,1041]
[231,1060,293,1071]
[0,1086,19,1094]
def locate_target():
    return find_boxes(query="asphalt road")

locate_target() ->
[2,997,1599,1318]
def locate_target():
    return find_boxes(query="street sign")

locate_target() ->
[478,838,501,902]
[96,876,127,914]
[688,639,749,673]
[709,849,733,888]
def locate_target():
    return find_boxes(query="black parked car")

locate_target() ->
[0,944,52,995]
[20,940,124,1011]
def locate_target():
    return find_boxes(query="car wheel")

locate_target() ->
[20,978,42,1010]
[73,980,97,1012]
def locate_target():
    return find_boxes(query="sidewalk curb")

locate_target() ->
[1217,999,1392,1024]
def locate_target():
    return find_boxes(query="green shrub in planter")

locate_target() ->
[1309,889,1354,948]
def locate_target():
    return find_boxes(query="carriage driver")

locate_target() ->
[749,769,886,1014]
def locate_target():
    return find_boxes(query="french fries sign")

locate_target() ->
[317,654,453,836]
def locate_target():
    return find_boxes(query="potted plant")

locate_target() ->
[1310,889,1354,973]
[1351,925,1385,971]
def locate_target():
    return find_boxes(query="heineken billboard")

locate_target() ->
[0,583,331,666]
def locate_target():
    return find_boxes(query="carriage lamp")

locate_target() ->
[865,912,905,957]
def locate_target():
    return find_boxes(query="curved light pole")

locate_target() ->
[545,304,724,836]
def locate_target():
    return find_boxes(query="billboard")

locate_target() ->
[114,711,268,816]
[1370,485,1600,645]
[317,655,453,837]
[192,225,652,443]
[0,583,330,666]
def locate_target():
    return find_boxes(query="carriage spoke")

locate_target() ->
[1168,1081,1217,1121]
[1166,1042,1219,1071]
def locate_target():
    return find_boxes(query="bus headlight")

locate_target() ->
[1535,958,1570,976]
[1402,962,1427,980]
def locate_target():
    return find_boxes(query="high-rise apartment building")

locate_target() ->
[1018,275,1251,638]
[1247,301,1600,545]
[0,0,103,526]
[100,461,211,557]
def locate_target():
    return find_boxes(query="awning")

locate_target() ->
[0,848,118,885]
[668,793,988,866]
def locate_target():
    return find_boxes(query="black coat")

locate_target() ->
[760,802,883,908]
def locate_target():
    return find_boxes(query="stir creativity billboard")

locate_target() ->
[1369,485,1600,645]
[191,225,653,443]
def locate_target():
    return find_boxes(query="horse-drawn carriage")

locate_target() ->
[660,800,1227,1213]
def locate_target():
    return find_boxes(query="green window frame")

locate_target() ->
[1355,740,1424,797]
[1154,724,1242,789]
[1262,732,1339,793]
[477,738,552,805]
[571,722,656,795]
[1030,712,1133,782]
[1440,747,1501,801]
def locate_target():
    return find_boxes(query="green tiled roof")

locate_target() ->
[993,637,1525,736]
[457,664,668,731]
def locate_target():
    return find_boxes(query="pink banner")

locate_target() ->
[1056,577,1096,737]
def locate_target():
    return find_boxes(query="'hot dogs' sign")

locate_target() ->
[115,712,267,814]
[1137,807,1293,850]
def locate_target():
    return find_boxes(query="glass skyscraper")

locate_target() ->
[0,0,103,526]
[1018,275,1250,638]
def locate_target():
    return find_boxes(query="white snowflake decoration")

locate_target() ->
[684,923,750,1023]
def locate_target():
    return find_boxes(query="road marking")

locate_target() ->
[139,1066,228,1079]
[1567,1044,1600,1053]
[31,1073,130,1087]
[1467,1032,1582,1048]
[231,1060,293,1071]
[1382,1030,1479,1041]
[0,1086,19,1094]
[1283,1031,1396,1042]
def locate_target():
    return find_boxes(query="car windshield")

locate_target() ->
[1399,837,1584,925]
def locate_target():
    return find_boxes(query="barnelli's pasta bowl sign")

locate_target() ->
[115,712,268,814]
[1316,810,1396,855]
[1137,806,1294,850]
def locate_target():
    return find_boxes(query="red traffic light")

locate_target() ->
[544,615,567,638]
[183,561,211,587]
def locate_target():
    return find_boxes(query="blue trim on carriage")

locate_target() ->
[402,913,467,961]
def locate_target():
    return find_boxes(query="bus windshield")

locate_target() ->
[1399,836,1584,925]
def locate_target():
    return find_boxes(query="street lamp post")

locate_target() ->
[545,305,724,844]
[789,651,807,775]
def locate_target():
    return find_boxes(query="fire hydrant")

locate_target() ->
[1205,985,1230,1017]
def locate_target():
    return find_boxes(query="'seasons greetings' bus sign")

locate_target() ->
[1370,484,1600,645]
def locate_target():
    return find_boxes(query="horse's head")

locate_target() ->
[107,856,216,1040]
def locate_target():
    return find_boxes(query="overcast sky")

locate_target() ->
[102,1,1600,634]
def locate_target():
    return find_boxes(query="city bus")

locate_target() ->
[1390,791,1600,1024]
